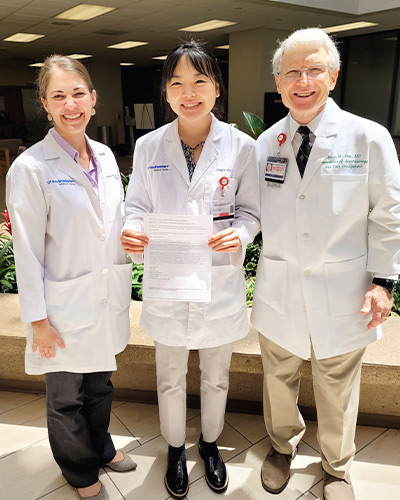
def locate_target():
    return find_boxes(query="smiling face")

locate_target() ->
[165,55,220,128]
[41,69,96,141]
[275,47,338,124]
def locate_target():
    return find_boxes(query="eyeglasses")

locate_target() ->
[279,65,331,82]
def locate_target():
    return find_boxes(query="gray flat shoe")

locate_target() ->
[105,451,137,472]
[76,483,109,500]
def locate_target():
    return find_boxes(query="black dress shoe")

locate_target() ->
[198,434,228,493]
[164,445,189,499]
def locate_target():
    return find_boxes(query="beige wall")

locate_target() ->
[0,59,124,147]
[85,60,124,146]
[0,62,37,87]
[228,27,289,132]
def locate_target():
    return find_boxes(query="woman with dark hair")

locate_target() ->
[121,40,260,498]
[6,55,136,500]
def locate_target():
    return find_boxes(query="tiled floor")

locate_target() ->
[0,391,399,500]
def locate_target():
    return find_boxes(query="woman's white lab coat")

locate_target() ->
[6,130,132,375]
[123,115,260,349]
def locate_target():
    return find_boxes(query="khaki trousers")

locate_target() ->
[259,334,365,478]
[155,341,232,447]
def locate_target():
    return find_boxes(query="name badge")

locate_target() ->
[265,156,288,184]
[212,177,235,220]
[212,200,235,221]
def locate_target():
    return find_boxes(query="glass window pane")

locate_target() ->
[342,31,397,127]
[391,45,400,136]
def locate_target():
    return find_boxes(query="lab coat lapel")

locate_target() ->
[277,115,300,186]
[300,98,339,190]
[42,132,103,220]
[189,115,220,191]
[165,119,190,186]
[86,138,110,220]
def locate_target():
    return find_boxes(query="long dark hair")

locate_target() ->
[161,39,226,122]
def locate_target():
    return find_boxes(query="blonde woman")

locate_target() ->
[7,55,135,500]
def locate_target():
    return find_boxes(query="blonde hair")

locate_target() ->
[272,28,341,75]
[37,54,95,99]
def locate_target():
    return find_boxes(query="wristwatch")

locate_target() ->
[372,277,397,295]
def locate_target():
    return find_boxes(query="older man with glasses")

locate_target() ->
[251,27,400,500]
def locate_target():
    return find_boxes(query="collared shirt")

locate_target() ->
[50,128,99,197]
[289,109,324,156]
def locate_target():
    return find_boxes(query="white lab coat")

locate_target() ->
[6,130,132,375]
[251,98,400,360]
[123,115,260,348]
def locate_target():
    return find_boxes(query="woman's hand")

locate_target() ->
[32,318,65,359]
[121,229,149,253]
[208,227,242,253]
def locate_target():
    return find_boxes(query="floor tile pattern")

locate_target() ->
[0,391,399,500]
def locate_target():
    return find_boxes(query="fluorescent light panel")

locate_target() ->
[68,53,93,59]
[29,62,44,67]
[323,21,378,34]
[120,62,135,66]
[216,45,229,49]
[3,33,45,42]
[152,55,167,60]
[108,41,148,49]
[179,19,237,32]
[55,4,115,21]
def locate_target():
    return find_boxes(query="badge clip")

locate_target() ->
[277,133,287,156]
[218,176,229,197]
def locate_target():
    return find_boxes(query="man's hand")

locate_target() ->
[32,318,65,359]
[208,227,242,253]
[361,284,393,330]
[121,229,149,253]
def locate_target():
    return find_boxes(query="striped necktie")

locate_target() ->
[296,126,312,178]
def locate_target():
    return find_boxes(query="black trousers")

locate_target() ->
[46,371,116,488]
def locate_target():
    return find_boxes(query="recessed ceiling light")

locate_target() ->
[3,33,45,43]
[108,41,148,49]
[215,45,229,49]
[179,20,237,32]
[68,54,93,59]
[29,62,44,67]
[55,4,116,21]
[120,62,135,66]
[323,21,378,34]
[152,55,167,60]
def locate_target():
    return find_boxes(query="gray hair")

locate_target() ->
[272,28,341,75]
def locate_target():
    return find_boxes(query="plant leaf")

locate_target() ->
[243,111,266,139]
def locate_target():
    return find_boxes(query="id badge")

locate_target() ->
[212,199,235,221]
[265,156,288,184]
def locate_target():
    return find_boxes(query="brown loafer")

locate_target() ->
[323,471,355,500]
[261,446,298,494]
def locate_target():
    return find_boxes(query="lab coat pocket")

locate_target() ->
[325,253,370,317]
[204,176,237,215]
[261,257,287,316]
[319,174,367,216]
[142,299,174,318]
[111,263,132,313]
[44,272,95,333]
[205,265,246,320]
